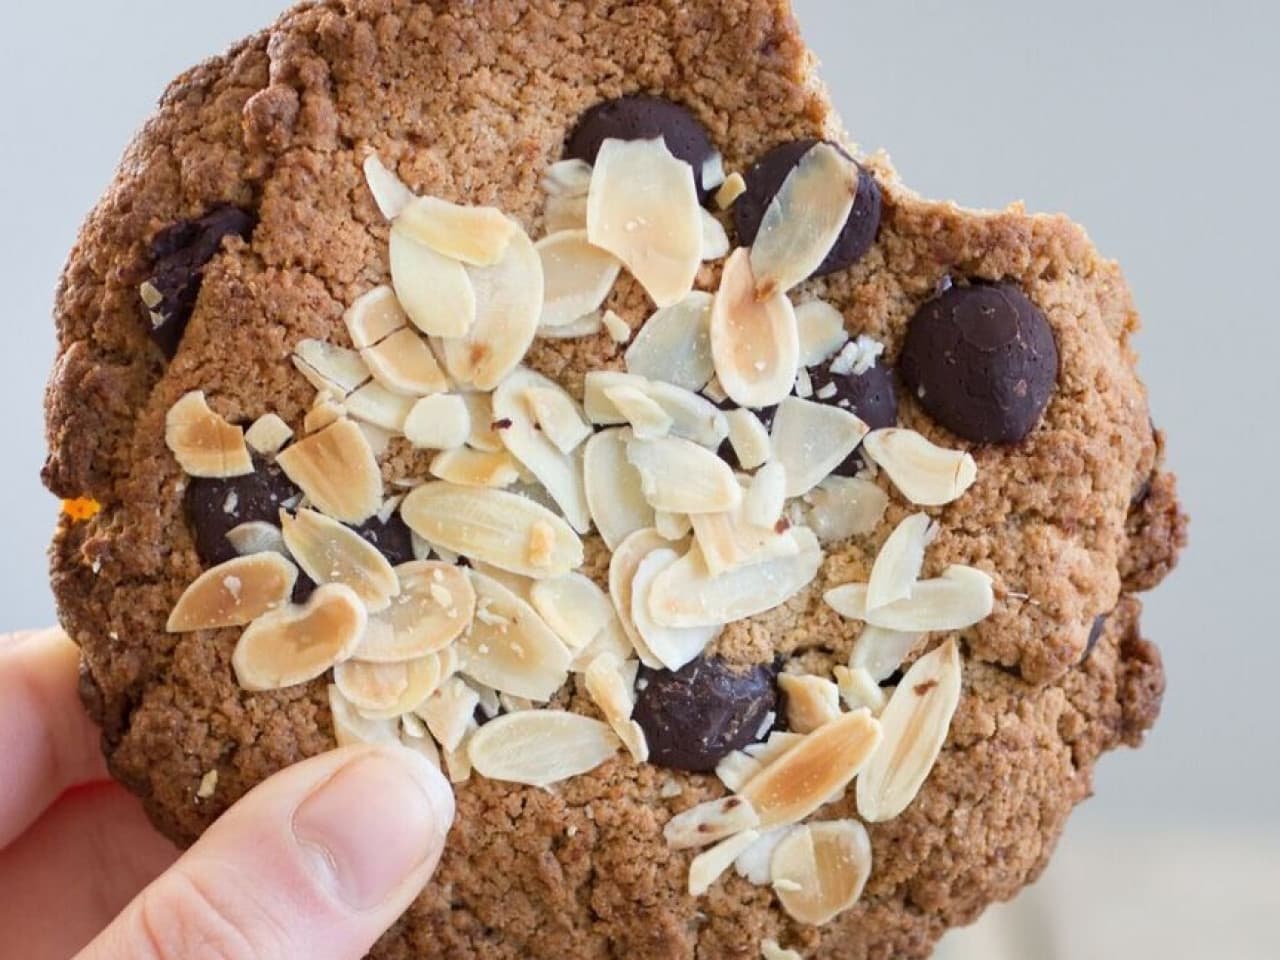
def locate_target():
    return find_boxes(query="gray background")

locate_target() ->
[1,1,1275,955]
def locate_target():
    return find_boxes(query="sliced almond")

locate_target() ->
[244,413,293,456]
[401,726,443,770]
[857,639,962,822]
[770,820,872,925]
[849,626,922,682]
[833,665,887,715]
[467,710,620,787]
[390,224,476,338]
[715,172,747,211]
[415,675,482,751]
[777,674,841,734]
[824,564,994,632]
[689,830,760,896]
[276,419,382,524]
[608,528,671,669]
[303,398,344,435]
[725,408,772,471]
[363,154,415,220]
[631,548,722,671]
[742,462,787,531]
[602,308,631,343]
[456,570,572,700]
[586,137,702,308]
[491,369,592,533]
[429,447,521,488]
[716,751,764,793]
[584,652,649,763]
[329,683,399,747]
[749,143,860,298]
[444,722,476,784]
[861,429,977,507]
[663,795,760,850]
[469,680,502,721]
[701,153,727,193]
[738,709,882,831]
[522,383,593,455]
[344,381,415,433]
[570,613,635,672]
[292,340,370,397]
[605,384,672,439]
[803,476,889,544]
[397,196,517,266]
[701,209,731,261]
[690,495,798,578]
[710,248,799,408]
[226,521,288,558]
[647,527,822,629]
[232,584,367,691]
[585,371,728,449]
[535,229,622,329]
[164,391,253,478]
[654,510,692,542]
[583,428,655,550]
[362,328,450,397]
[440,221,543,390]
[866,513,934,611]
[356,561,475,662]
[335,655,445,719]
[624,292,715,392]
[545,193,589,233]
[829,334,885,377]
[627,436,741,514]
[530,572,614,650]
[795,299,849,366]
[770,397,870,497]
[345,285,408,349]
[404,394,471,450]
[280,508,399,612]
[542,158,593,198]
[166,553,297,632]
[401,482,583,579]
[735,828,792,887]
[743,731,806,766]
[460,392,504,452]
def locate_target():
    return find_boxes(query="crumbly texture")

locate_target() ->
[44,1,1185,957]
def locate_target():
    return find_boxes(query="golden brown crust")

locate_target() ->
[45,1,1182,957]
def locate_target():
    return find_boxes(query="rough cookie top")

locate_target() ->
[44,2,1183,958]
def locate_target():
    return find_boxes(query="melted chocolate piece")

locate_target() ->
[808,354,898,475]
[185,457,300,568]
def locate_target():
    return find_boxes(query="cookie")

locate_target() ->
[43,2,1185,958]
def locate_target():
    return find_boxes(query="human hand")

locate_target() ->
[0,628,454,960]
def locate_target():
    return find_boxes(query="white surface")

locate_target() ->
[0,2,1276,956]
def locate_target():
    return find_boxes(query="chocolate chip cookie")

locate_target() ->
[43,1,1185,958]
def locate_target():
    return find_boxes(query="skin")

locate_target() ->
[0,628,454,960]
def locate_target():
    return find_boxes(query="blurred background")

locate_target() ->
[0,1,1275,956]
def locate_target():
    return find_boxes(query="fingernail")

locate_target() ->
[293,747,454,910]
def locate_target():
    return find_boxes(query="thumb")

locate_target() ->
[77,744,454,960]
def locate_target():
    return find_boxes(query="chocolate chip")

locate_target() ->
[185,456,300,568]
[807,355,898,475]
[735,139,881,277]
[350,512,415,567]
[633,656,777,772]
[900,282,1059,444]
[144,206,256,358]
[1082,613,1109,662]
[565,95,719,202]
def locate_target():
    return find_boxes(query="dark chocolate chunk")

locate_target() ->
[735,139,881,277]
[351,512,415,567]
[633,656,777,772]
[144,206,256,358]
[808,354,898,475]
[900,282,1059,444]
[185,456,300,568]
[1082,614,1109,663]
[566,95,719,202]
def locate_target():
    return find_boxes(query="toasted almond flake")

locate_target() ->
[850,626,922,682]
[429,447,521,488]
[280,508,400,612]
[397,196,517,267]
[444,724,476,783]
[602,309,631,343]
[715,172,747,210]
[777,674,842,734]
[631,548,722,671]
[585,371,728,448]
[742,461,787,530]
[401,710,429,738]
[608,528,672,669]
[545,193,589,233]
[402,728,442,772]
[690,494,798,577]
[535,229,622,329]
[770,397,870,498]
[866,513,934,611]
[345,285,408,348]
[531,572,614,650]
[468,710,620,787]
[654,510,692,541]
[605,384,672,439]
[415,675,483,751]
[344,382,414,432]
[167,553,298,632]
[743,731,806,766]
[459,393,504,452]
[226,521,289,558]
[469,681,502,721]
[861,429,977,507]
[857,639,962,821]
[404,394,471,450]
[735,828,792,886]
[833,665,887,714]
[825,564,994,632]
[583,428,656,550]
[710,248,799,408]
[570,614,635,672]
[803,475,889,544]
[702,375,729,404]
[361,328,450,397]
[738,709,882,831]
[329,683,399,747]
[716,751,764,793]
[664,795,760,850]
[542,158,593,197]
[440,221,543,390]
[586,137,702,308]
[359,422,395,459]
[195,769,219,801]
[725,409,772,471]
[491,370,592,532]
[624,292,715,392]
[499,693,535,714]
[648,527,822,629]
[276,419,382,524]
[770,820,872,925]
[335,655,445,719]
[356,561,475,662]
[363,154,415,220]
[390,223,477,339]
[702,152,727,192]
[244,414,293,456]
[701,209,731,261]
[402,482,583,579]
[627,436,741,514]
[749,143,860,297]
[456,570,572,700]
[794,367,814,399]
[522,383,593,455]
[585,653,649,763]
[689,830,759,896]
[233,584,367,691]
[140,280,163,309]
[304,399,344,434]
[164,391,254,478]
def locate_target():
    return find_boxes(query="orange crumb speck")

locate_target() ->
[62,498,102,522]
